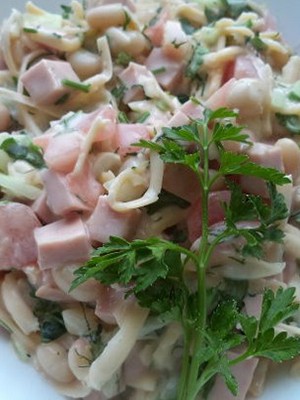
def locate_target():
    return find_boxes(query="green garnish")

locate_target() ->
[151,66,167,75]
[55,93,70,105]
[61,79,91,93]
[72,108,297,400]
[276,113,300,134]
[111,84,127,100]
[118,111,130,123]
[248,33,268,52]
[136,111,150,123]
[179,18,198,35]
[61,4,72,19]
[33,298,66,343]
[185,44,208,80]
[23,27,38,34]
[0,137,45,169]
[116,51,133,67]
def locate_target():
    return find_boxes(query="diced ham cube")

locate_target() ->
[0,202,41,270]
[115,123,150,156]
[34,216,92,269]
[95,285,125,325]
[31,191,58,224]
[145,48,183,91]
[41,169,89,216]
[162,20,188,60]
[144,9,168,47]
[33,133,52,151]
[66,162,103,209]
[162,164,199,203]
[119,63,148,104]
[21,59,80,105]
[86,195,141,243]
[180,99,204,119]
[168,110,190,127]
[77,105,117,142]
[44,131,83,173]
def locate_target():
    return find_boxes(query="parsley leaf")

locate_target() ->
[0,137,45,168]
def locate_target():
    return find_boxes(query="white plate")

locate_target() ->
[0,1,300,399]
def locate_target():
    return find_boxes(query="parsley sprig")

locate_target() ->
[72,108,299,400]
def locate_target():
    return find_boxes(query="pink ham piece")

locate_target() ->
[86,195,141,243]
[95,285,125,325]
[77,105,117,142]
[0,202,41,270]
[168,101,204,127]
[180,99,204,119]
[115,123,150,156]
[208,353,259,400]
[66,162,103,209]
[43,131,83,173]
[119,62,148,104]
[145,48,183,91]
[162,20,188,60]
[41,169,89,216]
[31,190,58,224]
[144,9,168,47]
[240,143,284,197]
[21,59,80,105]
[34,216,91,270]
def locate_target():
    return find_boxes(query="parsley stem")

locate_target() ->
[183,124,211,399]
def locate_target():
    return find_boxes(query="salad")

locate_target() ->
[0,1,300,400]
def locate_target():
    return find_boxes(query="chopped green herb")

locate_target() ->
[151,66,167,75]
[185,44,209,80]
[171,39,186,49]
[177,94,189,104]
[52,32,63,39]
[118,111,129,123]
[0,137,45,169]
[123,10,131,30]
[62,79,91,93]
[0,318,12,333]
[276,113,300,134]
[12,76,18,86]
[55,93,70,105]
[147,6,162,27]
[61,4,72,19]
[136,111,150,123]
[205,0,253,22]
[248,33,267,52]
[33,297,66,343]
[288,81,300,102]
[146,189,190,215]
[116,51,132,67]
[179,18,198,35]
[111,84,127,100]
[23,27,38,34]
